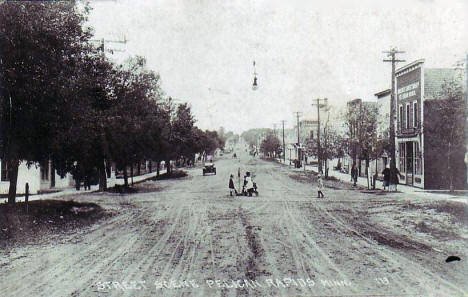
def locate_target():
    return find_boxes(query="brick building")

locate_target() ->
[395,59,466,189]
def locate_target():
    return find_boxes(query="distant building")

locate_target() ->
[395,59,466,189]
[298,120,318,142]
[375,89,391,137]
[0,159,74,194]
[372,89,392,177]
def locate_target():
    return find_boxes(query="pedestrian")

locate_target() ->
[390,167,401,192]
[84,174,91,191]
[245,172,254,196]
[382,165,390,191]
[351,163,358,187]
[229,174,237,196]
[317,173,324,198]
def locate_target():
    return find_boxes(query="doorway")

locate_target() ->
[406,142,414,185]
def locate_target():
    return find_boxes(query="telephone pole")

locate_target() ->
[312,98,328,174]
[293,112,302,164]
[294,112,302,145]
[383,48,405,178]
[281,120,286,163]
[89,36,127,191]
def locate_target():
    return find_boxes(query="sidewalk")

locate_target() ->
[275,158,468,203]
[3,169,168,203]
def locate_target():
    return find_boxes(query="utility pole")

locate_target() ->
[294,112,302,145]
[90,36,127,191]
[383,48,405,181]
[312,98,328,174]
[281,120,286,163]
[293,112,302,166]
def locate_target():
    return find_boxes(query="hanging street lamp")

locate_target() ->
[252,60,258,90]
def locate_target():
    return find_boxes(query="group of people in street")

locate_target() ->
[350,162,401,191]
[227,158,402,199]
[381,165,401,191]
[228,171,256,197]
[317,162,401,199]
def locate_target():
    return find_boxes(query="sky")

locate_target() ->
[86,0,468,134]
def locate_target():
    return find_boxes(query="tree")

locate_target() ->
[260,133,281,157]
[241,128,272,150]
[0,1,93,203]
[107,57,164,187]
[345,100,378,185]
[424,79,466,190]
[51,53,115,191]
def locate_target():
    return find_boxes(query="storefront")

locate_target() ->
[397,139,423,186]
[395,59,424,188]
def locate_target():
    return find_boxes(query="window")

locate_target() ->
[413,102,418,128]
[406,103,410,129]
[414,143,422,175]
[1,160,9,182]
[399,143,406,173]
[399,105,403,130]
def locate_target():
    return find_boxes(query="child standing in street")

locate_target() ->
[317,173,325,198]
[229,174,236,196]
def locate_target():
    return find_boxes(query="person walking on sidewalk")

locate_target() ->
[229,174,237,196]
[317,173,325,198]
[351,163,358,187]
[382,165,391,191]
[390,167,401,192]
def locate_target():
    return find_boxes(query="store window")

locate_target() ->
[399,143,406,173]
[414,143,422,175]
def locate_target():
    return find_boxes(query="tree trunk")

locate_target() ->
[123,166,129,188]
[106,161,112,178]
[98,159,107,191]
[358,159,362,177]
[166,159,171,174]
[366,158,370,189]
[130,163,134,185]
[156,161,160,176]
[137,161,141,176]
[50,160,56,188]
[448,142,453,192]
[149,161,152,173]
[7,158,20,204]
[374,155,378,190]
[324,159,329,178]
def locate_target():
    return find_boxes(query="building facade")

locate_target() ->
[395,60,424,187]
[373,89,391,177]
[395,59,466,189]
[0,159,74,194]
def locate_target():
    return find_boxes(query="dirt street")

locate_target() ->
[1,153,467,297]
